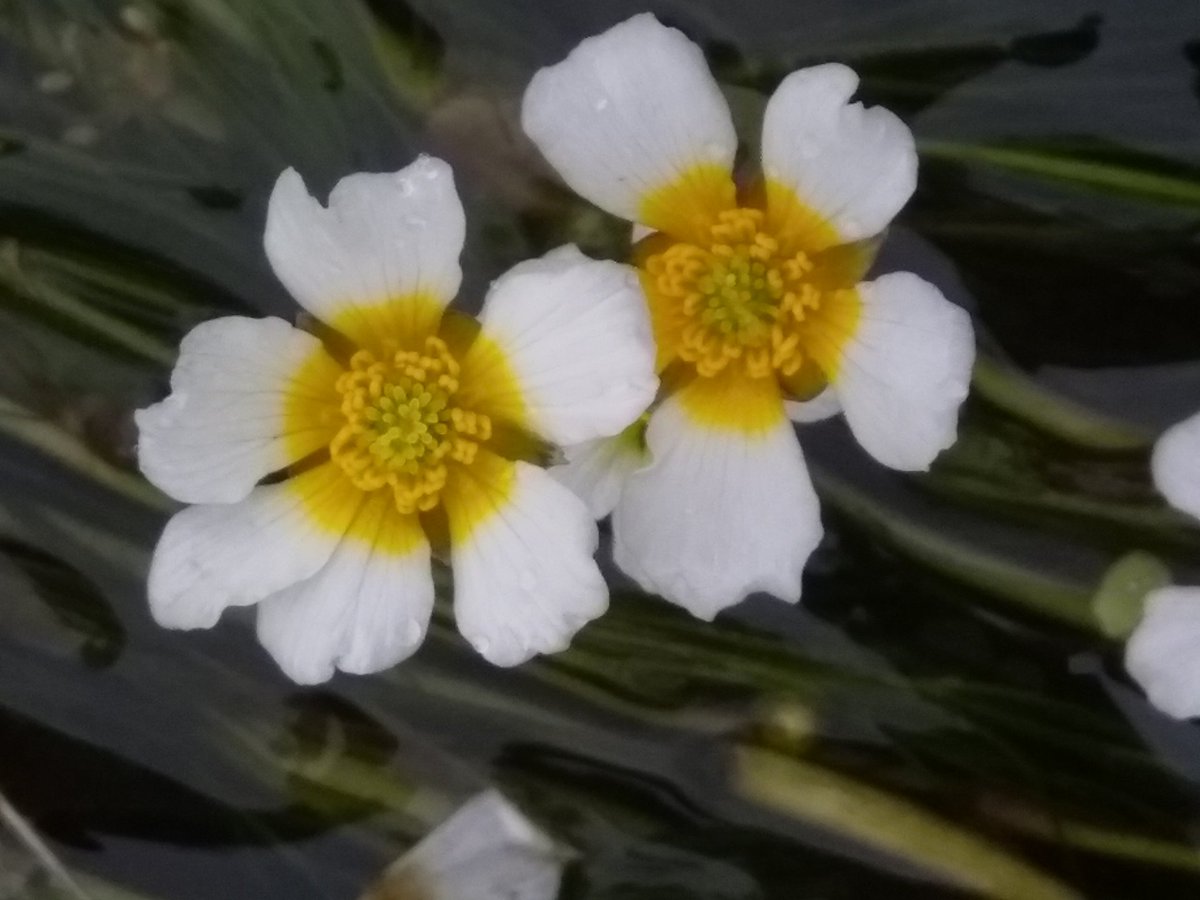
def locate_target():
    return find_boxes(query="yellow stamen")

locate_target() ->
[329,336,491,515]
[645,207,820,380]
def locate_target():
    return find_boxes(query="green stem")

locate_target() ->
[920,141,1200,209]
[971,355,1151,452]
[813,468,1101,633]
[733,745,1082,900]
[0,240,176,366]
[0,396,169,511]
[982,798,1200,874]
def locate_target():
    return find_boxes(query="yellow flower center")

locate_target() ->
[646,207,841,380]
[329,336,491,514]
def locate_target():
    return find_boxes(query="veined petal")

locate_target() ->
[1152,410,1200,521]
[613,377,824,620]
[361,791,564,900]
[136,316,340,504]
[762,64,916,248]
[256,492,432,685]
[147,463,360,630]
[444,453,607,666]
[550,428,648,519]
[264,157,464,347]
[1126,586,1200,720]
[521,13,736,233]
[826,272,974,471]
[460,246,658,445]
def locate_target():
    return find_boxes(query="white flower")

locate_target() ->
[524,14,975,619]
[1125,410,1200,718]
[136,156,658,682]
[360,790,565,900]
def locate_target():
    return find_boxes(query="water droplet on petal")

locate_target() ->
[593,96,610,111]
[397,177,414,196]
[404,215,427,228]
[422,164,440,180]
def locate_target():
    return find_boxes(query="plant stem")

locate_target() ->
[733,744,1082,900]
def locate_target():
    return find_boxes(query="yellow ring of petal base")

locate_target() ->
[637,167,865,433]
[281,296,528,551]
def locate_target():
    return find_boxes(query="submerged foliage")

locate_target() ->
[2,0,1200,898]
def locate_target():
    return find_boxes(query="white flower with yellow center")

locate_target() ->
[1125,411,1200,718]
[136,156,658,682]
[521,14,976,619]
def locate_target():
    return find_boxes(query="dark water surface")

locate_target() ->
[2,0,1200,897]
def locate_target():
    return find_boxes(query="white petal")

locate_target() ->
[146,465,358,630]
[1152,410,1200,521]
[135,316,339,504]
[784,387,842,424]
[831,272,974,471]
[549,431,647,519]
[448,459,608,666]
[1126,586,1200,719]
[464,246,658,445]
[521,13,735,222]
[263,157,464,344]
[612,392,824,620]
[256,496,432,685]
[762,63,917,245]
[365,791,563,900]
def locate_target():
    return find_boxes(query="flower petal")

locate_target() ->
[1126,586,1200,719]
[136,316,340,504]
[550,430,647,519]
[785,387,841,424]
[828,272,974,471]
[264,156,464,346]
[444,454,607,666]
[762,63,917,247]
[521,13,736,227]
[612,378,824,620]
[459,246,658,446]
[362,791,564,900]
[256,493,432,684]
[1152,410,1200,521]
[147,463,360,630]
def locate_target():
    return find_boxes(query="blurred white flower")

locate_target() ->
[524,14,975,619]
[1125,411,1200,718]
[360,791,566,900]
[137,156,657,681]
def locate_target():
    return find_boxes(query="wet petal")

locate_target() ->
[256,493,432,684]
[264,157,464,346]
[762,64,916,247]
[550,430,647,519]
[828,272,974,471]
[613,377,824,620]
[147,464,359,630]
[522,13,736,229]
[460,246,658,446]
[135,316,340,504]
[444,454,607,666]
